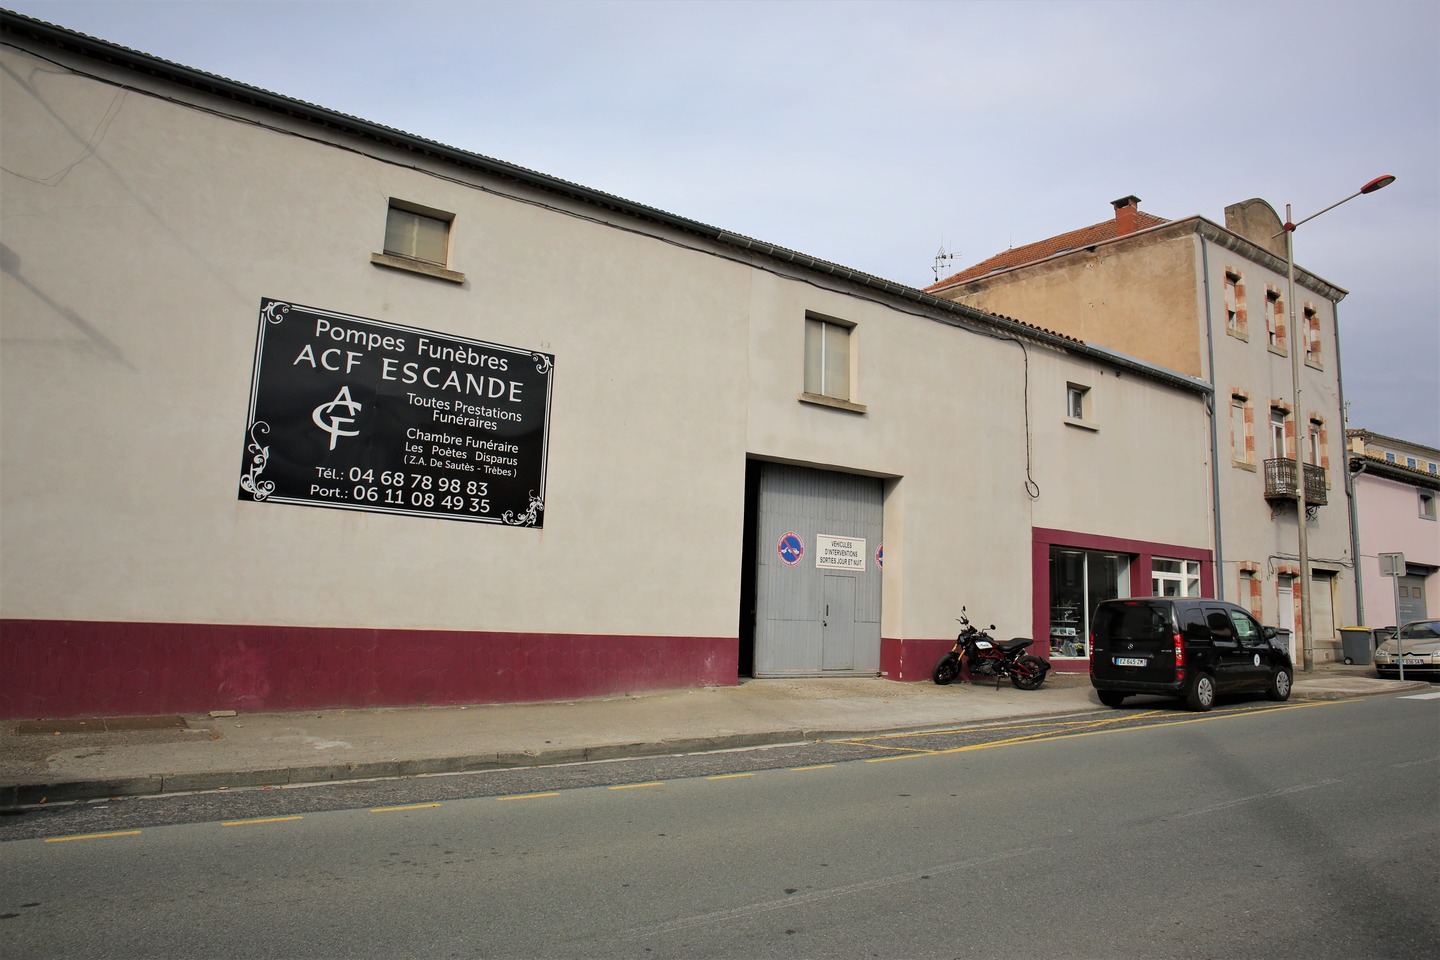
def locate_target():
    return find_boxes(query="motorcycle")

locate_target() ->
[931,607,1050,690]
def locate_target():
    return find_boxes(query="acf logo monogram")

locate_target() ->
[312,386,362,451]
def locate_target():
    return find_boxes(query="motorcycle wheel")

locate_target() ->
[932,654,960,685]
[1009,655,1048,690]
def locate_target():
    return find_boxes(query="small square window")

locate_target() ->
[1067,384,1088,420]
[372,199,465,282]
[385,203,451,265]
[1421,491,1437,521]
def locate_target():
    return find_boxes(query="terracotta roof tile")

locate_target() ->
[926,211,1169,291]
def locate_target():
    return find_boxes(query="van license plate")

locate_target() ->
[1114,657,1147,667]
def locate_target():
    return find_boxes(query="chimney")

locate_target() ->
[1112,195,1142,236]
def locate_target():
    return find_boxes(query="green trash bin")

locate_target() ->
[1338,627,1373,666]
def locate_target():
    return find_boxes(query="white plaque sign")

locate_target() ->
[816,535,866,571]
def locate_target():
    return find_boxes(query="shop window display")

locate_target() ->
[1049,548,1128,658]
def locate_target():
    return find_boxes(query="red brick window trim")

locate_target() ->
[1308,416,1330,481]
[1303,304,1322,368]
[1269,400,1293,460]
[1238,562,1263,619]
[1229,390,1254,466]
[1224,270,1248,339]
[1265,287,1287,354]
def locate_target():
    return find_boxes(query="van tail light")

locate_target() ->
[1173,632,1185,679]
[1088,634,1096,673]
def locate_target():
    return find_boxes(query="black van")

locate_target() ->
[1089,598,1293,712]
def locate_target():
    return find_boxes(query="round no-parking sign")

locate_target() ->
[777,531,804,566]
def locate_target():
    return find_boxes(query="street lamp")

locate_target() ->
[1280,173,1395,672]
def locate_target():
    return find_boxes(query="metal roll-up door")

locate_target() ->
[753,464,882,677]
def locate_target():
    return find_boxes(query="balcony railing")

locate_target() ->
[1263,458,1328,506]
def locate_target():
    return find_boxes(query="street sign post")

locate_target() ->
[1379,553,1406,679]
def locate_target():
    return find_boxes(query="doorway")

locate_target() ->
[741,462,882,677]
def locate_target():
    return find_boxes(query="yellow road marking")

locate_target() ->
[497,791,559,801]
[370,803,441,813]
[221,815,303,827]
[847,711,1167,758]
[706,773,755,780]
[608,782,664,790]
[863,700,1346,762]
[790,764,835,772]
[44,830,141,844]
[842,741,938,754]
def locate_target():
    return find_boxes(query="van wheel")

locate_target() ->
[1267,667,1292,701]
[1186,673,1216,712]
[1097,690,1127,708]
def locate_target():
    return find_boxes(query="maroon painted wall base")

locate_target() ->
[882,636,1084,683]
[0,620,737,719]
[880,637,952,682]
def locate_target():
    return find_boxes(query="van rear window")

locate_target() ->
[1095,603,1172,642]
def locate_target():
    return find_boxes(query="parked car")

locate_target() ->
[1372,619,1440,679]
[1089,598,1293,712]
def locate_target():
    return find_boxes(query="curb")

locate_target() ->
[1289,679,1431,701]
[0,708,1097,808]
[1,728,815,808]
[3,680,1425,809]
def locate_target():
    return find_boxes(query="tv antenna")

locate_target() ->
[932,241,962,283]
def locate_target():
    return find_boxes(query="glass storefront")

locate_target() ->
[1049,548,1129,659]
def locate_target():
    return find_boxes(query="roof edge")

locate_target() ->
[930,214,1349,303]
[1,8,1211,400]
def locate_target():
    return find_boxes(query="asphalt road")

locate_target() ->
[2,694,1436,959]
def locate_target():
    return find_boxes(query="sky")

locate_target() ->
[7,0,1438,447]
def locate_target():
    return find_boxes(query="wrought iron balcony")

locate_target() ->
[1263,458,1328,506]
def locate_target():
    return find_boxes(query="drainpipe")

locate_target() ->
[1336,303,1366,624]
[1199,237,1226,599]
[1348,458,1368,624]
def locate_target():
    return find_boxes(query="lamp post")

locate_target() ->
[1281,173,1395,672]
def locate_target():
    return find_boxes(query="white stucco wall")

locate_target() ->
[1,43,753,637]
[1,38,1216,659]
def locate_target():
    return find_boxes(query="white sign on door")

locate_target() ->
[816,535,866,571]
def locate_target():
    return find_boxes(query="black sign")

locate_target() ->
[239,299,553,526]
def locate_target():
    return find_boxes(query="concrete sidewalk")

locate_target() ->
[1,665,1426,807]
